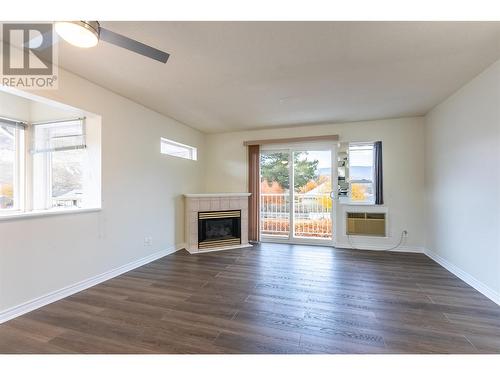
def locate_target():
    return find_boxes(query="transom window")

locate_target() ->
[161,137,197,160]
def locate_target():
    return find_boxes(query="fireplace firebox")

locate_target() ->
[198,210,241,249]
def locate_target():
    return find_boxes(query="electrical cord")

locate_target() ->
[347,230,407,251]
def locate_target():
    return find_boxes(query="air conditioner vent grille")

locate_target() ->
[347,212,386,237]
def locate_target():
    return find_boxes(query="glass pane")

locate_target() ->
[349,143,374,203]
[260,151,290,238]
[51,149,84,208]
[351,182,374,202]
[162,142,190,158]
[349,144,374,182]
[0,125,16,210]
[161,138,197,160]
[34,120,84,152]
[293,150,332,240]
[205,218,237,240]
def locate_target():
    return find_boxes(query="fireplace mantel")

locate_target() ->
[184,193,252,253]
[184,193,251,198]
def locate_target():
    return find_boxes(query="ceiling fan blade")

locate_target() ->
[99,27,169,63]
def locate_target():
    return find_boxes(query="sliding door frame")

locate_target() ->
[260,141,338,246]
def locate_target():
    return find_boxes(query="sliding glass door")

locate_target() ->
[292,150,333,240]
[260,144,336,244]
[260,150,291,238]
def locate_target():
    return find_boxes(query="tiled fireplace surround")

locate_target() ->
[184,193,252,253]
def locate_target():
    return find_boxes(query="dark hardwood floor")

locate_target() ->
[1,243,499,354]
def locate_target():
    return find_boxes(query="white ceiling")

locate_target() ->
[56,22,500,133]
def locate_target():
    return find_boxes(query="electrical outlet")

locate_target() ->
[144,236,153,246]
[402,230,408,237]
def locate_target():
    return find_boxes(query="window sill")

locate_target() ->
[338,197,377,206]
[0,207,101,222]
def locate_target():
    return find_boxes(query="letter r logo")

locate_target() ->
[2,23,53,75]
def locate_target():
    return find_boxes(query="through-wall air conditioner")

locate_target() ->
[346,212,386,237]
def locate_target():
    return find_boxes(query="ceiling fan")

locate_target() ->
[54,21,170,63]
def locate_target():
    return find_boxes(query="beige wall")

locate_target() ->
[0,69,206,311]
[205,117,426,250]
[425,60,500,298]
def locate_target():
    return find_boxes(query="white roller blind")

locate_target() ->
[32,118,86,154]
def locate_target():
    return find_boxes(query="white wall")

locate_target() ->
[29,99,83,122]
[3,57,496,315]
[0,91,31,120]
[205,117,426,251]
[425,60,500,299]
[0,69,206,312]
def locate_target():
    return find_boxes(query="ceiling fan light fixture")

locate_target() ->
[55,21,100,48]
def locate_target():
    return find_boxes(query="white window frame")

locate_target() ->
[0,118,101,220]
[160,137,197,161]
[14,125,25,211]
[348,142,375,204]
[0,87,102,220]
[0,121,25,213]
[31,118,87,210]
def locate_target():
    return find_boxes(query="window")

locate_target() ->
[0,119,24,211]
[0,88,102,218]
[0,107,101,218]
[50,149,85,208]
[348,143,375,203]
[32,119,87,209]
[161,137,197,160]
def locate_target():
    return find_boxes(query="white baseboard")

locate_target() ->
[424,248,500,306]
[0,243,185,324]
[335,242,425,253]
[260,238,424,253]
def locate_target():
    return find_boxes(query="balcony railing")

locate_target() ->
[260,193,332,238]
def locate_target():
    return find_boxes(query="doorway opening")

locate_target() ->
[259,143,337,245]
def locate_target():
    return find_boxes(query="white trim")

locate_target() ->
[424,248,500,306]
[338,198,377,206]
[260,239,423,253]
[0,244,185,324]
[0,207,102,221]
[184,193,251,198]
[335,243,424,253]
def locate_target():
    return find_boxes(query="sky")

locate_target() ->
[349,148,374,167]
[301,150,331,169]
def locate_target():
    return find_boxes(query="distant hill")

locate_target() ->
[318,166,372,180]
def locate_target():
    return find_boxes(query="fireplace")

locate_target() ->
[198,210,241,249]
[184,193,251,254]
